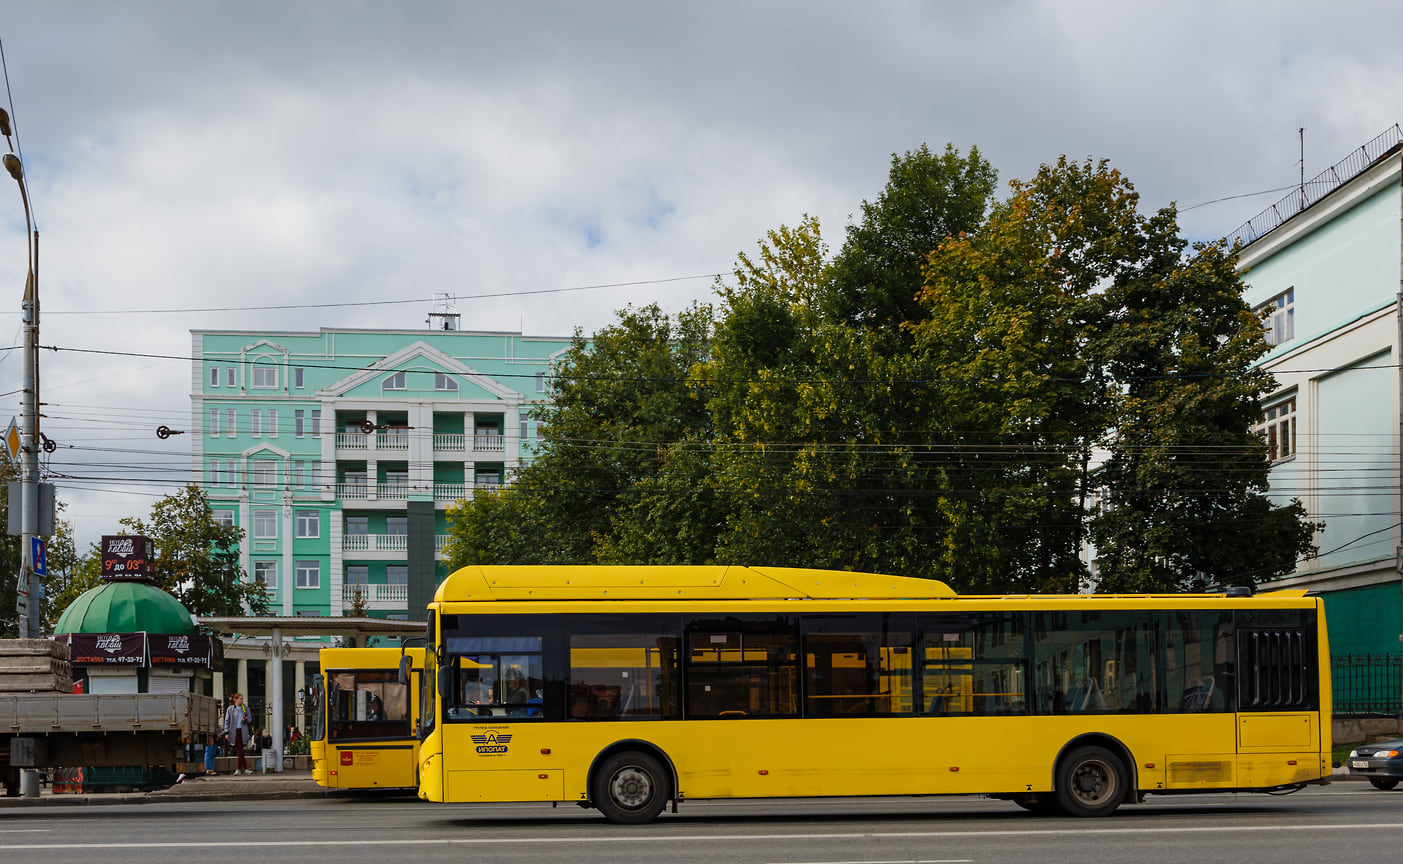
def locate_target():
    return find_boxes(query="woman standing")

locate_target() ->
[223,692,253,775]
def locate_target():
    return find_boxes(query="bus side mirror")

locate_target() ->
[398,655,411,685]
[438,664,452,702]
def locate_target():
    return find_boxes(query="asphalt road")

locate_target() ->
[3,785,1401,864]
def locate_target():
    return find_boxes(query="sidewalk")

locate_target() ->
[0,769,335,807]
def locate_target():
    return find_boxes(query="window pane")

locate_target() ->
[569,633,681,720]
[804,615,914,717]
[685,617,798,719]
[921,613,1028,716]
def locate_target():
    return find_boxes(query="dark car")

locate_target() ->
[1347,739,1403,790]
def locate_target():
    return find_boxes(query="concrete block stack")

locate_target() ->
[0,639,72,693]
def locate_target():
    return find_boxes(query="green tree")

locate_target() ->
[443,303,715,566]
[1089,233,1318,590]
[119,485,268,616]
[821,143,998,352]
[41,517,102,628]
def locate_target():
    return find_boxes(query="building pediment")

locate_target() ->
[316,341,519,402]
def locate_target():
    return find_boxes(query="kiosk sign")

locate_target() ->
[101,534,154,580]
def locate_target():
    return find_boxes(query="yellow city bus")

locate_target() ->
[310,645,426,790]
[414,565,1331,822]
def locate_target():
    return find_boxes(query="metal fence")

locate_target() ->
[1332,653,1403,717]
[1226,124,1403,248]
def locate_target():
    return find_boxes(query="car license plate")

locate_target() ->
[1352,760,1369,769]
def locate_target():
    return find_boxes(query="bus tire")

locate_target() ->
[1054,745,1126,817]
[592,751,670,824]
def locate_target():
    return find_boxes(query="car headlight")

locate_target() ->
[1374,750,1399,759]
[1349,750,1359,758]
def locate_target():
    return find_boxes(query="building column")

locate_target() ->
[237,659,249,700]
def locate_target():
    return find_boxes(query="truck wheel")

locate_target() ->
[1055,745,1126,817]
[592,751,670,824]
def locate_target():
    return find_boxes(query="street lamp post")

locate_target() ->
[2,108,42,639]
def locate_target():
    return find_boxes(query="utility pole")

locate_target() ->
[3,108,42,638]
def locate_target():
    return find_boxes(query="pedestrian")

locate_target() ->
[223,692,254,775]
[203,732,217,776]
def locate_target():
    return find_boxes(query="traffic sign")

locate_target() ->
[31,536,46,576]
[3,417,18,464]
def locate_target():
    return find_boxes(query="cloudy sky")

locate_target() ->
[0,1,1400,549]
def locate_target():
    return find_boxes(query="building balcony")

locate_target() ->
[343,533,407,553]
[341,583,408,611]
[335,431,411,453]
[434,483,466,504]
[336,483,409,501]
[341,534,452,559]
[432,433,506,454]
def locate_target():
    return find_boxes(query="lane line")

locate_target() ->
[7,821,1403,850]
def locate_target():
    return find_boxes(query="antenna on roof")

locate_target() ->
[1298,127,1305,212]
[427,293,460,331]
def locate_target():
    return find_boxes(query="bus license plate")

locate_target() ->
[1352,760,1369,769]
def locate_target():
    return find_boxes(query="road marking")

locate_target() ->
[768,860,973,864]
[0,829,49,833]
[7,822,1403,850]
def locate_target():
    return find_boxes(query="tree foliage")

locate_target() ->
[444,146,1317,593]
[120,485,268,616]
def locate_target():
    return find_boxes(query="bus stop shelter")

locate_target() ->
[195,616,426,772]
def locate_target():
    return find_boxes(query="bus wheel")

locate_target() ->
[592,751,670,824]
[1055,745,1126,817]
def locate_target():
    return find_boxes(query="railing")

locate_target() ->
[377,483,409,500]
[1228,124,1403,248]
[474,434,504,452]
[337,483,369,500]
[377,432,409,450]
[434,433,465,452]
[341,583,409,605]
[336,432,368,450]
[435,534,448,554]
[342,534,408,553]
[434,483,467,503]
[1332,653,1402,717]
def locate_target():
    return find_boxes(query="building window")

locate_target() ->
[225,409,236,438]
[295,561,320,589]
[209,367,219,387]
[293,460,305,488]
[211,460,225,485]
[208,408,221,437]
[346,565,369,585]
[535,372,545,393]
[252,460,277,488]
[519,416,528,442]
[383,371,406,391]
[225,459,239,487]
[295,410,305,438]
[308,461,322,490]
[252,508,278,539]
[345,515,368,536]
[226,367,236,387]
[386,516,407,536]
[213,509,235,528]
[435,372,458,391]
[1258,397,1296,462]
[268,409,279,438]
[476,469,501,490]
[1259,288,1295,347]
[293,367,304,388]
[295,510,319,538]
[252,365,278,389]
[253,560,278,588]
[387,565,408,585]
[251,409,262,438]
[311,409,321,436]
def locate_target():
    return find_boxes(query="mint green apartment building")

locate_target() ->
[191,325,574,623]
